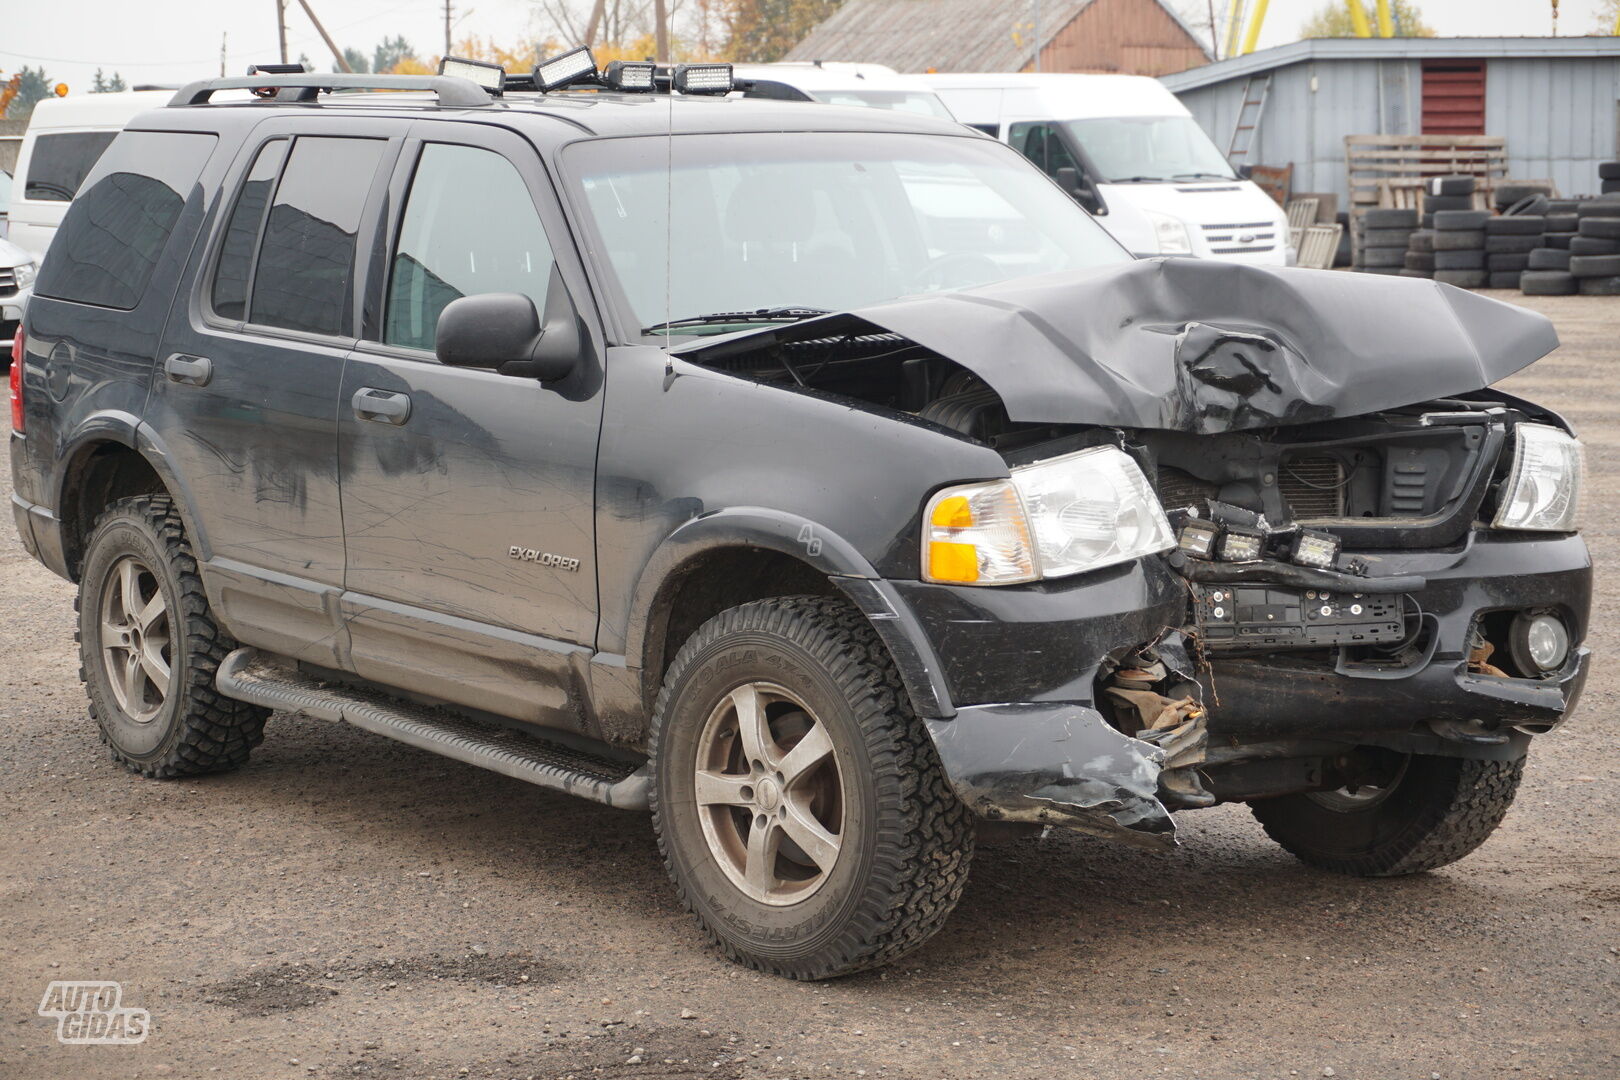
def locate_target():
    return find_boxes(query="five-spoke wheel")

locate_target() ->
[98,556,172,724]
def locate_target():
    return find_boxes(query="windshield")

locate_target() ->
[806,89,954,119]
[566,132,1129,337]
[1063,116,1235,183]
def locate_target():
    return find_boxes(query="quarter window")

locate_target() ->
[33,130,217,310]
[385,143,554,351]
[248,136,386,336]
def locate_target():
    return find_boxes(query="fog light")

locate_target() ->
[1218,525,1265,562]
[1177,518,1219,559]
[1290,529,1340,570]
[1510,612,1570,674]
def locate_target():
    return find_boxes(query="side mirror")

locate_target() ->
[434,267,583,382]
[1054,165,1082,195]
[1055,165,1105,215]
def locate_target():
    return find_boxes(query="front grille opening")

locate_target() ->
[1156,466,1219,509]
[1280,454,1347,518]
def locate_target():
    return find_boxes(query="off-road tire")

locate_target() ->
[78,494,268,777]
[649,595,973,979]
[1251,754,1524,877]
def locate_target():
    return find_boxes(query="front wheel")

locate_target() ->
[1250,751,1524,877]
[650,596,973,979]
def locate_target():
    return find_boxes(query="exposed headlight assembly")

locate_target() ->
[923,446,1175,585]
[1493,423,1582,533]
[12,261,36,290]
[1147,210,1192,256]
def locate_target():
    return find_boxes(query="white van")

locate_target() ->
[914,73,1291,265]
[734,62,955,120]
[8,90,173,260]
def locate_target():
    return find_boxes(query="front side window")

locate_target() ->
[385,143,555,351]
[1062,116,1235,183]
[248,136,386,336]
[1008,122,1079,178]
[24,131,118,202]
[567,132,1128,337]
[33,130,217,309]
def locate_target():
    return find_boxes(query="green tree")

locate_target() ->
[342,47,370,73]
[90,68,127,93]
[1596,0,1619,33]
[5,66,54,120]
[1301,0,1435,37]
[724,0,846,63]
[373,35,415,75]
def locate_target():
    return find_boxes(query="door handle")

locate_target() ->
[164,353,212,386]
[352,387,412,425]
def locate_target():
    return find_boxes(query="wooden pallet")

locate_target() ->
[1345,134,1509,218]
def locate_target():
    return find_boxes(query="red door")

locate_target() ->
[1421,60,1486,136]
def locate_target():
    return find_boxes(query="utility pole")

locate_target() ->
[654,0,669,62]
[1032,0,1042,72]
[294,0,353,71]
[583,0,607,47]
[276,0,288,64]
[221,32,228,77]
[1206,0,1220,60]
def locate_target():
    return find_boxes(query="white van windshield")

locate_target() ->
[806,89,954,119]
[1064,116,1235,183]
[568,132,1129,337]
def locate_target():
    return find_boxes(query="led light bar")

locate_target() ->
[1217,525,1265,562]
[439,55,507,95]
[603,60,656,92]
[672,63,733,95]
[535,46,597,91]
[1177,518,1219,560]
[1291,529,1341,570]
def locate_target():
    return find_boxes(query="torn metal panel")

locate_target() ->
[682,258,1559,434]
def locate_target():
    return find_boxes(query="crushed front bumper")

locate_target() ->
[844,530,1590,850]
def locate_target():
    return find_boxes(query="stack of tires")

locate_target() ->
[1358,208,1417,275]
[1525,195,1620,296]
[1432,209,1489,289]
[1401,227,1435,279]
[1600,160,1620,195]
[1484,211,1544,289]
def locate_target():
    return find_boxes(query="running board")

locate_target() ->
[216,649,650,811]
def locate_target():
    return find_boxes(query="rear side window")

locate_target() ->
[33,131,217,310]
[24,131,118,201]
[385,143,555,351]
[211,140,289,321]
[241,136,385,336]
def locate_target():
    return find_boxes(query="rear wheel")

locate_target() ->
[1250,751,1523,877]
[77,495,268,778]
[650,596,973,979]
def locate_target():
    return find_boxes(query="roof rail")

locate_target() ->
[169,73,492,109]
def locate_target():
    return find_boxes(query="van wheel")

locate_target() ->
[650,596,973,979]
[77,495,268,778]
[1250,753,1523,877]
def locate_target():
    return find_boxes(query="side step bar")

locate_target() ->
[216,649,650,810]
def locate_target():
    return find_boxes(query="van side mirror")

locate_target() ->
[1055,165,1081,194]
[434,267,583,382]
[1055,165,1105,215]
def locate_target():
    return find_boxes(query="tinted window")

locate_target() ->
[25,131,118,201]
[385,143,554,351]
[211,140,288,321]
[249,136,385,336]
[1008,122,1078,178]
[33,131,217,310]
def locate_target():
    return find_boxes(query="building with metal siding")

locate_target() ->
[1161,37,1620,205]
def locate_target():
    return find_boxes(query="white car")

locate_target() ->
[913,73,1292,265]
[733,62,954,119]
[1,233,34,366]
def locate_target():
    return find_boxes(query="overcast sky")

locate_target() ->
[1,0,1611,93]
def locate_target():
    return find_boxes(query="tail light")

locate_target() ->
[9,325,23,433]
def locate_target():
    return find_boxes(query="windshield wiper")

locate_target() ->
[642,307,832,335]
[1109,175,1169,184]
[1172,172,1236,181]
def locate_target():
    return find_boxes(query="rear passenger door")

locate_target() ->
[148,119,401,668]
[336,122,603,729]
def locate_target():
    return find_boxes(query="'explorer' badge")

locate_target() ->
[509,546,580,572]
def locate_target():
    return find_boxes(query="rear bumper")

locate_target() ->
[10,489,69,579]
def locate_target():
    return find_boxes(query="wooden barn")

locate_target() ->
[783,0,1213,78]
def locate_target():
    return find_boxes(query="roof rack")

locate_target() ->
[169,73,492,109]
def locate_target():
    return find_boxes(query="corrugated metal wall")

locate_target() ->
[1173,55,1620,206]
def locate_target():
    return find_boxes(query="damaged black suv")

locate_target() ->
[8,60,1589,980]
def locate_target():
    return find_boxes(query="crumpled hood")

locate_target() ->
[702,258,1560,434]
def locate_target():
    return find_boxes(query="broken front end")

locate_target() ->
[682,259,1590,847]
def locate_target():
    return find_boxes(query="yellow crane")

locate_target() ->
[1228,0,1394,58]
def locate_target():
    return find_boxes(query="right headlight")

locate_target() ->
[1493,423,1583,532]
[923,446,1175,585]
[1147,210,1192,255]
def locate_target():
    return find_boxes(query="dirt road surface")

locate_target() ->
[2,292,1616,1080]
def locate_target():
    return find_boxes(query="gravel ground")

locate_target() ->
[1,291,1616,1080]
